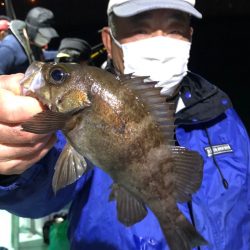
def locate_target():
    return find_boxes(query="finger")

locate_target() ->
[0,123,49,144]
[0,73,24,95]
[0,91,44,123]
[0,135,53,160]
[0,134,57,175]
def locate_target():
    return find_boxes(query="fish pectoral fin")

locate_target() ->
[109,183,148,226]
[52,143,88,193]
[21,110,71,134]
[170,146,204,202]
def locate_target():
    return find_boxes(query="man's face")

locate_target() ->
[0,30,7,41]
[102,9,192,74]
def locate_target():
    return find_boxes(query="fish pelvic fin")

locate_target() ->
[52,143,88,193]
[109,183,148,226]
[170,146,204,202]
[162,212,208,250]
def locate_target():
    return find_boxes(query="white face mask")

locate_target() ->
[111,32,191,96]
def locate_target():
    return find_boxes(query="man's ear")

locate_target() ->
[101,27,112,59]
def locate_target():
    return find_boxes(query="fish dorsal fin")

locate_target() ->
[52,143,88,193]
[170,146,204,202]
[117,73,134,82]
[109,183,148,226]
[120,75,176,144]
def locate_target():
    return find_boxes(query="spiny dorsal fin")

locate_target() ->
[120,74,176,145]
[117,73,135,82]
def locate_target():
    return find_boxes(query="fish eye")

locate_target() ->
[50,68,67,84]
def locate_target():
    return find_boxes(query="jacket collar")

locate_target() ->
[105,60,232,126]
[175,72,232,125]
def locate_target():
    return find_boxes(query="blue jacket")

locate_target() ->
[0,33,46,75]
[0,34,29,74]
[0,73,249,250]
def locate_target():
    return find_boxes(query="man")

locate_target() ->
[0,1,249,250]
[0,16,10,41]
[0,7,58,74]
[55,37,92,65]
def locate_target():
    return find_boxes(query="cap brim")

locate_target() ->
[111,0,202,19]
[38,27,59,39]
[56,52,71,58]
[34,28,58,47]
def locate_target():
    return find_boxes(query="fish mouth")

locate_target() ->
[21,80,53,110]
[26,90,52,110]
[20,61,53,110]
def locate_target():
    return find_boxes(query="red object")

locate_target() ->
[0,20,10,31]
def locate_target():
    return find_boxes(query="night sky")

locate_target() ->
[0,0,249,132]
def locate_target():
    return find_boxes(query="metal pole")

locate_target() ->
[4,0,16,20]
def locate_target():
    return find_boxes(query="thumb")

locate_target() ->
[0,90,44,123]
[0,73,24,95]
[0,74,45,123]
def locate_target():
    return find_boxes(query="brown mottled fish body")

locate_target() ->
[21,62,207,250]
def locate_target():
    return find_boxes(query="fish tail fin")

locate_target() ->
[161,212,208,250]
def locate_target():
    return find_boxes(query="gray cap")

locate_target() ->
[107,0,202,19]
[25,7,58,44]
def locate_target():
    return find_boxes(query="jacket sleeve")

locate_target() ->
[0,132,82,218]
[0,45,15,74]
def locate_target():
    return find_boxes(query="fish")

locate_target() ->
[20,61,207,250]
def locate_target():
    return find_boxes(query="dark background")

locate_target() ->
[0,0,249,133]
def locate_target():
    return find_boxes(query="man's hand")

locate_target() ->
[0,74,56,175]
